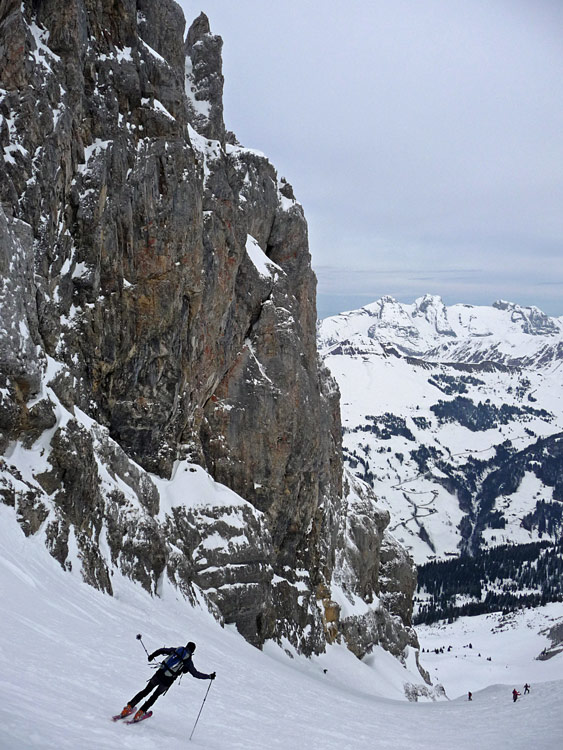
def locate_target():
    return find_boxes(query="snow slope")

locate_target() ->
[2,504,562,750]
[418,604,563,698]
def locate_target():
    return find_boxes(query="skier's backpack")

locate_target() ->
[161,647,189,678]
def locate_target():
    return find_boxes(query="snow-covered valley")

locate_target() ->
[318,296,563,564]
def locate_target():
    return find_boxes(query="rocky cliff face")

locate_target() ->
[0,0,422,676]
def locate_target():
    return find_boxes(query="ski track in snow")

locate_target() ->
[2,506,562,749]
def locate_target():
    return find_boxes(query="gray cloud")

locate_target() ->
[179,1,563,317]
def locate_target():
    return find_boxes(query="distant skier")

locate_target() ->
[116,641,215,723]
[468,691,472,701]
[523,683,530,694]
[512,688,521,703]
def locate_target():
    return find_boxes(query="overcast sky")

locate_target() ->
[178,1,563,319]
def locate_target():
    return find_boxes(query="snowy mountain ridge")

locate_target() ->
[320,295,563,369]
[318,296,563,567]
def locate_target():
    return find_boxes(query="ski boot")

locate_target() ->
[112,704,135,721]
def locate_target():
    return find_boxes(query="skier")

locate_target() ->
[468,691,472,701]
[116,641,216,723]
[512,688,520,703]
[524,683,530,694]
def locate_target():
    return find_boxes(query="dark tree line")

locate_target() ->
[522,500,563,537]
[430,396,551,433]
[414,539,563,625]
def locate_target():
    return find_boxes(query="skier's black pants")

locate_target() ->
[130,672,173,712]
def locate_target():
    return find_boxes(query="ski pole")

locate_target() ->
[189,680,213,742]
[136,633,150,659]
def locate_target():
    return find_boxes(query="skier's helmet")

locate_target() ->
[186,641,196,654]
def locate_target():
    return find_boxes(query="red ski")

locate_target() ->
[112,706,135,722]
[126,711,153,724]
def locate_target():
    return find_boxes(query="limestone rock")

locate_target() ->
[0,0,422,672]
[185,12,225,142]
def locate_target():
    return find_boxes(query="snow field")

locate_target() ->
[2,505,563,750]
[417,604,563,697]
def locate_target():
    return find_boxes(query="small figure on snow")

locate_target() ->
[524,683,530,694]
[468,691,472,701]
[512,688,521,703]
[116,640,215,723]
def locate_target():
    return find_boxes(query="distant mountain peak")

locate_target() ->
[412,295,456,337]
[492,300,560,336]
[320,297,563,369]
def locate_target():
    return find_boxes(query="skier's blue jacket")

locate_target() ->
[149,647,211,684]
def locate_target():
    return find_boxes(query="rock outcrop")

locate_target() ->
[0,0,421,676]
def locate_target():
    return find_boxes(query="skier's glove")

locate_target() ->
[148,652,156,662]
[210,672,216,680]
